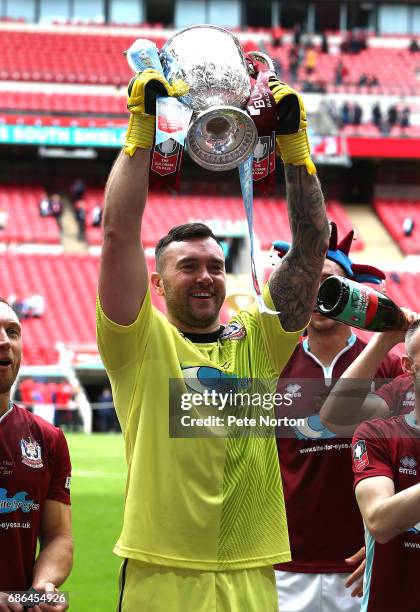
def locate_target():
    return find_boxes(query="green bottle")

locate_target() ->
[317,275,406,331]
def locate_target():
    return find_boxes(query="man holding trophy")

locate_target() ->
[97,26,329,611]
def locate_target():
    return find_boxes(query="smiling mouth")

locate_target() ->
[191,293,214,299]
[0,359,12,367]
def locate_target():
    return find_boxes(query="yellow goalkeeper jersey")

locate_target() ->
[96,285,302,571]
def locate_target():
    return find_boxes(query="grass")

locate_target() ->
[61,434,126,611]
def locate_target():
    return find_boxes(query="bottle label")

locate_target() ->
[340,286,379,327]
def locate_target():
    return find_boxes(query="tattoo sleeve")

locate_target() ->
[269,164,329,331]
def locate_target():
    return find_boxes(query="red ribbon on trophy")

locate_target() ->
[150,97,193,190]
[245,60,278,191]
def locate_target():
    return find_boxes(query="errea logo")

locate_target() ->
[399,456,418,476]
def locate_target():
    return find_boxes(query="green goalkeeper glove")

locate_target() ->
[125,69,188,156]
[268,78,316,175]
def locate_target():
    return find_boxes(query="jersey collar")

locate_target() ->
[404,411,420,432]
[302,333,357,383]
[0,401,14,424]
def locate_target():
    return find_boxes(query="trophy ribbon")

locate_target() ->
[246,66,278,189]
[150,97,193,189]
[238,155,279,315]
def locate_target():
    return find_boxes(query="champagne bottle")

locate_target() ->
[317,275,406,331]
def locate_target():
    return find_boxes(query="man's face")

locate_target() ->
[404,327,420,390]
[158,237,226,331]
[309,259,347,333]
[0,303,22,394]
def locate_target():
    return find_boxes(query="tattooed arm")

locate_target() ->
[269,165,329,332]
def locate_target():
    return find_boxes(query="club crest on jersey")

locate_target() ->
[220,323,246,341]
[353,440,369,472]
[20,438,43,469]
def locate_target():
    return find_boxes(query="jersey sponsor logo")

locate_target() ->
[20,438,43,469]
[181,366,247,394]
[293,414,336,441]
[399,456,418,476]
[353,440,369,472]
[407,521,420,536]
[284,383,301,398]
[65,476,71,490]
[0,488,40,513]
[220,323,246,341]
[403,390,415,407]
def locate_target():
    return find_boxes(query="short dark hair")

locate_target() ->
[155,223,222,272]
[405,318,420,358]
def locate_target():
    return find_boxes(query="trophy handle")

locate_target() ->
[246,52,275,75]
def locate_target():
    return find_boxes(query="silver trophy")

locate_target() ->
[160,25,262,171]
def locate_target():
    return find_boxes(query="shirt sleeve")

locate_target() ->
[96,287,153,372]
[352,421,394,490]
[236,284,305,376]
[47,429,71,505]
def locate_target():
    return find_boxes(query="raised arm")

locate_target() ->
[320,311,416,435]
[269,165,328,331]
[99,149,150,325]
[98,69,182,325]
[267,78,329,331]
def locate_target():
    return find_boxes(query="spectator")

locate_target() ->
[74,199,87,240]
[91,204,103,227]
[372,103,382,128]
[341,102,351,126]
[387,104,398,127]
[50,193,63,229]
[288,46,299,82]
[96,386,117,432]
[293,23,302,46]
[358,73,368,86]
[39,195,51,217]
[26,294,46,318]
[353,103,363,125]
[409,38,419,53]
[400,105,411,128]
[321,31,329,54]
[403,217,415,237]
[54,381,76,430]
[70,177,86,204]
[305,48,317,75]
[334,60,348,85]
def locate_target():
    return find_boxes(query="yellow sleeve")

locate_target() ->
[250,285,305,375]
[96,287,153,372]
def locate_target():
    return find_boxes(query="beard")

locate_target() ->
[164,283,225,330]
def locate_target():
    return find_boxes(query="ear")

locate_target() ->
[151,272,164,296]
[401,354,413,375]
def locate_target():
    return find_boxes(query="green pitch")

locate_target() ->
[61,434,126,611]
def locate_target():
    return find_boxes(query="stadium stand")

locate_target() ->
[0,185,61,244]
[81,188,362,250]
[374,198,420,255]
[0,251,231,364]
[0,90,126,115]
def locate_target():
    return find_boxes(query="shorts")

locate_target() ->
[118,559,278,612]
[275,570,362,612]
